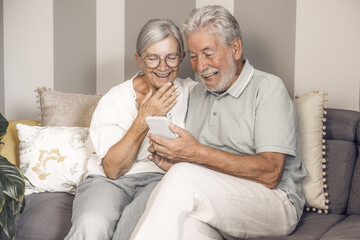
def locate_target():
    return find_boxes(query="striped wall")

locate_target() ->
[0,0,3,115]
[0,0,359,121]
[54,0,96,94]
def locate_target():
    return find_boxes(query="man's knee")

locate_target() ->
[167,162,200,178]
[159,163,203,193]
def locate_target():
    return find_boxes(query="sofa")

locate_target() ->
[251,108,360,240]
[1,89,360,239]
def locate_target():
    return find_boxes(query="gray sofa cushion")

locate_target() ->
[347,148,360,214]
[325,140,357,214]
[321,215,360,239]
[15,192,74,240]
[247,212,346,240]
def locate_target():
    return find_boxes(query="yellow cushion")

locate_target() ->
[0,120,39,167]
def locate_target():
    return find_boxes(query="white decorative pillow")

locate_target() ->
[16,123,95,195]
[294,90,329,214]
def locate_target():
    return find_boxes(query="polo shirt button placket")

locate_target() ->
[210,99,219,128]
[167,112,173,122]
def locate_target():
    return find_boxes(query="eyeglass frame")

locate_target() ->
[138,52,183,69]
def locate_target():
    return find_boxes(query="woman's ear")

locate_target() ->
[231,38,242,61]
[135,53,142,65]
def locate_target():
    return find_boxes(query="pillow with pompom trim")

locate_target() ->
[294,90,329,214]
[34,87,101,127]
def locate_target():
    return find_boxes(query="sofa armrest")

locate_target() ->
[0,120,39,166]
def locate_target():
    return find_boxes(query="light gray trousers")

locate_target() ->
[132,163,298,240]
[65,172,163,240]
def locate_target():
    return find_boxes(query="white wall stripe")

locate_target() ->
[96,0,125,95]
[196,0,234,14]
[294,0,360,111]
[0,0,4,115]
[4,0,54,120]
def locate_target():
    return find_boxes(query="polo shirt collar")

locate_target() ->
[204,59,254,98]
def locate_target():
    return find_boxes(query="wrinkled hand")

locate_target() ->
[148,123,200,171]
[148,154,174,172]
[138,82,179,120]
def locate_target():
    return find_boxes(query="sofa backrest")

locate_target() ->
[347,120,360,214]
[324,108,360,215]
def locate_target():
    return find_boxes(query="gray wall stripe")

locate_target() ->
[54,0,96,94]
[124,0,195,81]
[235,0,296,98]
[0,0,4,114]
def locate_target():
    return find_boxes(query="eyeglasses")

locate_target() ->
[140,53,182,69]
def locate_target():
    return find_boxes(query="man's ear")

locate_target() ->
[182,51,186,59]
[231,38,242,60]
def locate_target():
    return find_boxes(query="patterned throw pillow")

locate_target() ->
[17,123,95,194]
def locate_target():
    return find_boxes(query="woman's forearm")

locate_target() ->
[102,116,149,179]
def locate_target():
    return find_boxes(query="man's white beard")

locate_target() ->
[200,57,237,93]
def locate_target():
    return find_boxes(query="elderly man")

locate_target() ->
[131,5,306,240]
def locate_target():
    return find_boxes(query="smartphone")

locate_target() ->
[145,116,177,139]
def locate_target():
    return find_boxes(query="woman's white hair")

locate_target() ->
[182,5,242,47]
[136,18,184,58]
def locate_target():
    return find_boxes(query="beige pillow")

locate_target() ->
[0,120,40,167]
[35,87,101,127]
[294,90,329,214]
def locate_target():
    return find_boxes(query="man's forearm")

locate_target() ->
[193,144,286,189]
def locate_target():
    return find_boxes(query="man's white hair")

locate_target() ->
[182,5,242,47]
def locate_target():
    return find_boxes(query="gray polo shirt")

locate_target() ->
[185,60,306,219]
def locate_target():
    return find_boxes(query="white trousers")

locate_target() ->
[131,163,298,240]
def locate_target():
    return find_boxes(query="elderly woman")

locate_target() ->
[65,19,196,240]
